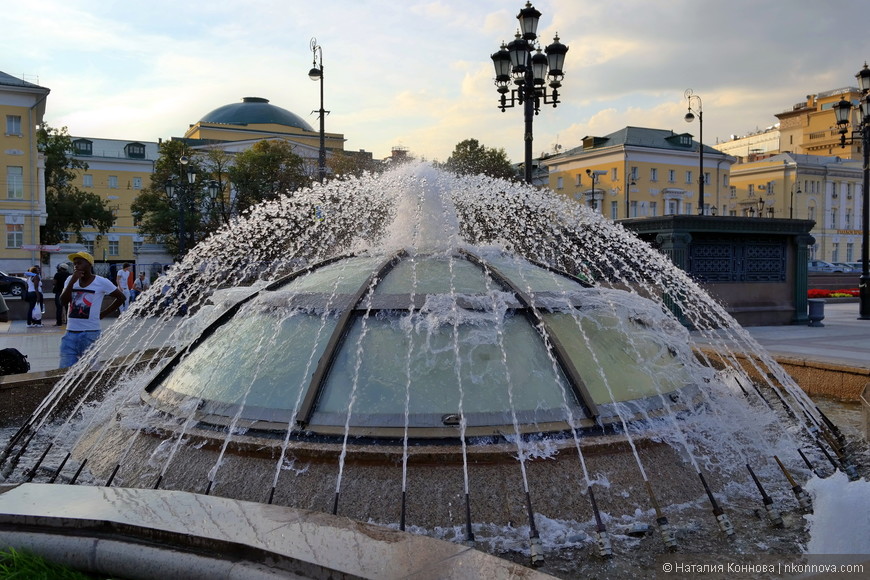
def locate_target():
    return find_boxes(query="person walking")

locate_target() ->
[24,266,42,327]
[59,251,125,368]
[53,263,71,326]
[116,263,132,312]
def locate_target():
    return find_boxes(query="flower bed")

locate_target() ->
[808,288,859,298]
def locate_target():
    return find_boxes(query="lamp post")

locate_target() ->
[832,63,870,320]
[165,156,196,256]
[757,197,765,217]
[684,89,704,205]
[309,38,327,183]
[491,2,568,184]
[789,183,801,219]
[586,169,604,212]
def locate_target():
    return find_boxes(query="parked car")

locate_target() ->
[808,260,846,273]
[844,262,865,272]
[832,262,860,273]
[0,271,26,297]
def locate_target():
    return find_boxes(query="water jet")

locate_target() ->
[1,164,866,577]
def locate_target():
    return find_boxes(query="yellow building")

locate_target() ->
[542,127,735,219]
[728,153,863,262]
[776,87,865,160]
[183,97,345,173]
[69,137,159,262]
[0,71,50,274]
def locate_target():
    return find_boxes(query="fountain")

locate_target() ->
[1,163,867,577]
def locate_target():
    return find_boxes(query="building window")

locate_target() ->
[832,243,839,263]
[723,174,729,188]
[611,168,618,181]
[83,239,95,254]
[83,174,93,188]
[133,240,143,254]
[630,166,638,180]
[108,175,119,189]
[668,169,676,183]
[650,168,658,182]
[703,172,710,186]
[125,143,146,159]
[808,206,816,222]
[575,174,581,186]
[556,176,563,190]
[847,243,854,262]
[748,184,755,196]
[5,115,22,136]
[611,201,618,220]
[830,209,838,229]
[630,200,638,217]
[685,171,693,185]
[6,224,23,248]
[73,139,93,155]
[6,167,23,199]
[132,177,142,190]
[846,210,852,229]
[649,201,657,217]
[108,240,120,256]
[667,200,678,215]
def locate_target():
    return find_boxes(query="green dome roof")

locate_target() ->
[199,97,314,132]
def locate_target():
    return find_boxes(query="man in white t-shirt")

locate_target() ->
[116,262,132,311]
[59,251,126,368]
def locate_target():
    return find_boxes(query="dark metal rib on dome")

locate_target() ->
[298,250,406,427]
[199,97,315,132]
[460,249,598,419]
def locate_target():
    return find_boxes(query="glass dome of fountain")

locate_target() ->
[144,249,701,439]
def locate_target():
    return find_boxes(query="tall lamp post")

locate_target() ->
[491,2,568,184]
[164,156,220,257]
[684,89,704,204]
[309,38,328,183]
[833,63,870,320]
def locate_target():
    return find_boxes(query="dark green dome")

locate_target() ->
[199,97,314,131]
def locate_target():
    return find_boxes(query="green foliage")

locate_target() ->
[326,151,382,180]
[227,139,310,213]
[442,138,517,180]
[38,125,114,245]
[132,140,232,258]
[0,547,99,579]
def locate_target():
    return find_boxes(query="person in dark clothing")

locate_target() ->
[53,263,71,326]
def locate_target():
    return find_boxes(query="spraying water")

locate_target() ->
[1,162,866,577]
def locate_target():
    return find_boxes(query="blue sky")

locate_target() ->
[4,0,869,162]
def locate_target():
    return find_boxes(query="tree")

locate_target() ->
[38,125,114,245]
[131,140,220,258]
[442,139,517,180]
[227,139,310,213]
[326,151,381,180]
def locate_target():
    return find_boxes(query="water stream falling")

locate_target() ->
[1,162,867,577]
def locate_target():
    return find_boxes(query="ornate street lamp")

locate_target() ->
[309,38,328,183]
[757,197,765,217]
[832,63,870,320]
[684,89,705,204]
[164,155,199,257]
[491,2,568,184]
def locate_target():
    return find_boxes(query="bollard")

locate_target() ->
[807,299,825,327]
